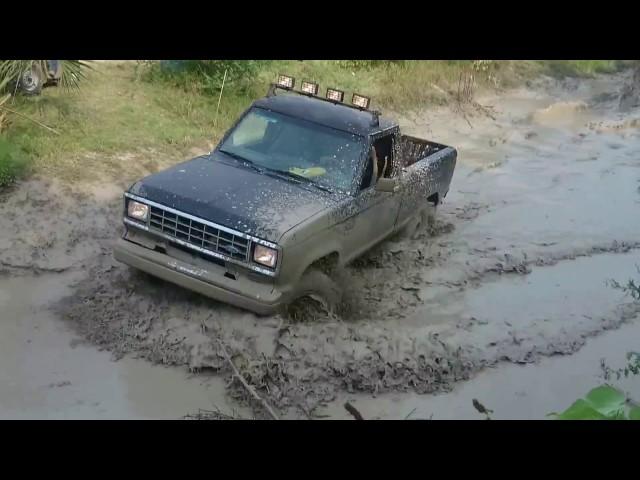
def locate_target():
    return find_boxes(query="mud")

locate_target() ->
[2,69,640,418]
[0,271,238,419]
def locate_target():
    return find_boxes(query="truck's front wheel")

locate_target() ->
[291,268,343,312]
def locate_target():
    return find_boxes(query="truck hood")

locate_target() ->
[128,153,342,243]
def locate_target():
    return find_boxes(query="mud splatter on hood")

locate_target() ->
[128,153,344,242]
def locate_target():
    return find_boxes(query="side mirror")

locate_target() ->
[375,177,399,193]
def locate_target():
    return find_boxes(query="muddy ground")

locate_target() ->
[2,70,640,419]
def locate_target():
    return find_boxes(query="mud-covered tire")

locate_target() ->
[398,204,437,240]
[18,64,44,96]
[292,268,343,311]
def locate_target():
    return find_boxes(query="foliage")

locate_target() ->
[140,60,264,95]
[0,60,92,91]
[602,351,640,382]
[609,271,640,300]
[549,385,639,420]
[0,76,10,132]
[472,60,496,72]
[335,60,406,71]
[540,60,629,78]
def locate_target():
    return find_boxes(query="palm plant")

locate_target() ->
[0,77,11,131]
[0,60,92,94]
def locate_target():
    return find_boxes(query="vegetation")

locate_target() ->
[0,61,93,187]
[550,385,639,420]
[0,60,92,91]
[0,60,634,187]
[0,135,28,187]
[539,60,630,78]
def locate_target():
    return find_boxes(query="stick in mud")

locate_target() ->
[344,402,364,420]
[217,338,280,420]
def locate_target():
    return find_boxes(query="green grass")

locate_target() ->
[1,60,634,185]
[0,136,29,187]
[538,60,631,78]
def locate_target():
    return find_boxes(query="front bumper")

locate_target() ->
[113,238,284,316]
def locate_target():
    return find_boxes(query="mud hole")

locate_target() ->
[3,69,640,419]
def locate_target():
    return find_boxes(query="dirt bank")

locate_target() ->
[2,69,640,419]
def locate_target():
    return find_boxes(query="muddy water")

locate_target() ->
[0,234,235,420]
[328,322,640,420]
[322,252,640,419]
[1,71,640,419]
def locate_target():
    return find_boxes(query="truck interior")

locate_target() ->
[373,135,394,178]
[360,133,395,190]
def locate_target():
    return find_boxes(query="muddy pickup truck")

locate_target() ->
[114,75,457,315]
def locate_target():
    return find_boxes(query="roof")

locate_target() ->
[252,92,397,136]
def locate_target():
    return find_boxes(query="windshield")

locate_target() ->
[218,107,365,192]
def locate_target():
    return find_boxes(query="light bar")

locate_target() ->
[352,93,371,110]
[326,88,344,102]
[301,80,319,95]
[276,74,295,89]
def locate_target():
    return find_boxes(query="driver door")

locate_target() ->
[339,134,402,263]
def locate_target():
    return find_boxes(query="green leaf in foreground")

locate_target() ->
[553,399,608,420]
[629,407,640,420]
[553,385,632,420]
[584,385,627,417]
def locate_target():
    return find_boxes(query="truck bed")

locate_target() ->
[397,135,449,169]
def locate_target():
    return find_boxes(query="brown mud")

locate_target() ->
[2,69,640,418]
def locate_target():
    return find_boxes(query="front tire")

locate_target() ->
[291,268,343,312]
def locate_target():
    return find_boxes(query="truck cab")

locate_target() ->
[114,75,457,315]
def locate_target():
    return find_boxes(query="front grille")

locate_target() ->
[169,241,226,267]
[148,205,250,262]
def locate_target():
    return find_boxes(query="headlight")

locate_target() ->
[127,200,149,222]
[253,244,277,268]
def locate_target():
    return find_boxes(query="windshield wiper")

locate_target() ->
[219,149,264,173]
[220,150,333,193]
[267,169,334,194]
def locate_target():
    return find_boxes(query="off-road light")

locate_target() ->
[326,88,344,102]
[253,244,278,268]
[301,80,319,95]
[127,200,149,222]
[277,74,295,89]
[352,93,371,109]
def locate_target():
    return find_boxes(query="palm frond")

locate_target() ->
[0,60,93,91]
[0,76,11,131]
[57,60,94,90]
[0,60,34,92]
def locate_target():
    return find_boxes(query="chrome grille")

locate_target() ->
[148,205,250,262]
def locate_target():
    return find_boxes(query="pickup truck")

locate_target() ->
[114,75,457,315]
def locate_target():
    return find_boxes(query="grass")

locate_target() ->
[539,60,632,78]
[1,60,634,185]
[0,135,29,187]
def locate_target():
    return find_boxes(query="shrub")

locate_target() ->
[141,60,265,95]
